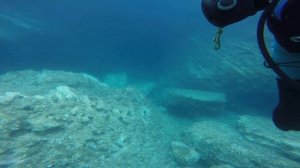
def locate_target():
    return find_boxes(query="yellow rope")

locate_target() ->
[213,27,223,50]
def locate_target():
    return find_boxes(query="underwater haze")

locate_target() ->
[1,0,300,168]
[0,0,203,80]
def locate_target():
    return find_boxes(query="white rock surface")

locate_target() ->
[183,116,300,168]
[0,70,182,167]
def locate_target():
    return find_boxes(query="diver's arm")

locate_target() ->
[202,0,271,28]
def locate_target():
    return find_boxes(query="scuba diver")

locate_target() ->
[201,0,300,131]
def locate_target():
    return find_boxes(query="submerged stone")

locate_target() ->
[161,88,226,117]
[0,70,172,167]
[0,92,24,105]
[166,88,226,102]
[171,141,200,166]
[28,116,64,133]
[183,118,300,167]
[237,115,300,160]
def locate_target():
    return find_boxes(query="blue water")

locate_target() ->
[0,0,205,80]
[0,0,278,123]
[0,0,263,79]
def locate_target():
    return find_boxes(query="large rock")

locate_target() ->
[160,88,226,117]
[237,115,300,160]
[183,117,300,168]
[27,115,64,133]
[184,120,252,167]
[170,141,200,165]
[0,70,179,167]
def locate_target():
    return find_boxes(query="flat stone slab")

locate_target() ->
[165,88,226,103]
[161,88,227,117]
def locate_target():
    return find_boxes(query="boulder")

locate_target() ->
[161,88,226,117]
[0,70,176,167]
[183,118,300,167]
[237,115,300,160]
[171,141,200,166]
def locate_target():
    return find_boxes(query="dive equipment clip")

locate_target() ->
[214,27,223,50]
